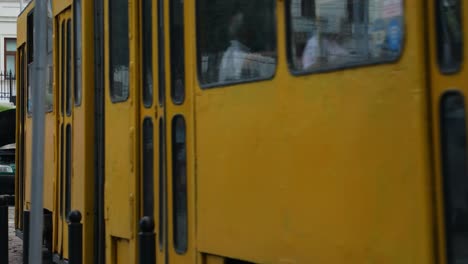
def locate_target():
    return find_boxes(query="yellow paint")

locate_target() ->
[196,1,434,263]
[16,0,454,263]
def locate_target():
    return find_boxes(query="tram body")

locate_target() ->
[15,0,468,263]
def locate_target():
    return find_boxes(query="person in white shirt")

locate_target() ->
[302,32,350,70]
[218,12,250,82]
[218,11,276,82]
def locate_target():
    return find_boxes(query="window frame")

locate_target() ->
[195,0,278,89]
[285,0,405,76]
[4,38,17,79]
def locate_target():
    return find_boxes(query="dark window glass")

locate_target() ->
[74,0,82,106]
[143,0,153,107]
[27,12,34,114]
[197,0,277,87]
[109,0,129,102]
[172,115,187,254]
[440,92,468,264]
[27,12,34,64]
[287,0,403,73]
[65,124,72,217]
[158,0,165,106]
[46,0,53,112]
[66,20,72,116]
[143,118,154,217]
[60,124,64,218]
[159,118,165,251]
[170,0,185,104]
[61,22,65,116]
[436,0,463,73]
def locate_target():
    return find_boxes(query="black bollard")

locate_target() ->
[68,210,82,264]
[23,210,30,264]
[138,216,156,264]
[0,196,8,264]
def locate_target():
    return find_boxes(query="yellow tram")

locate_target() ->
[14,0,468,263]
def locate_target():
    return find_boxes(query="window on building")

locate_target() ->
[4,38,16,79]
[287,0,403,73]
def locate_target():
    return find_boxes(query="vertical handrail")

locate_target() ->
[9,71,12,103]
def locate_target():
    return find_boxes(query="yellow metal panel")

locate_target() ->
[195,1,434,263]
[43,114,55,211]
[104,0,139,262]
[16,1,34,46]
[77,1,96,263]
[52,0,72,17]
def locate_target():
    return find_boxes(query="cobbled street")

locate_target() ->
[8,207,22,264]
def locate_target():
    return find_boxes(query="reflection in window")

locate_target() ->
[27,12,34,114]
[45,0,53,112]
[197,0,277,87]
[287,0,403,72]
[170,0,185,104]
[172,115,187,253]
[436,0,463,73]
[66,20,72,116]
[109,0,129,102]
[142,0,153,107]
[440,92,468,264]
[74,0,83,106]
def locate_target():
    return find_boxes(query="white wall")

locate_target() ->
[0,0,23,74]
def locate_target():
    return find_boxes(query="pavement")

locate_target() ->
[8,207,22,264]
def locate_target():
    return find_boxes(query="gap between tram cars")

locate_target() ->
[13,0,468,263]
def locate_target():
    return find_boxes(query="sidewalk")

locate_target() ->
[8,207,22,264]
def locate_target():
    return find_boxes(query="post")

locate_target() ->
[0,196,8,264]
[23,210,30,264]
[139,217,156,264]
[68,210,82,264]
[29,0,47,262]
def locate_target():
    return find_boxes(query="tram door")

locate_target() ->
[139,0,195,263]
[54,9,73,260]
[428,1,468,263]
[104,0,195,262]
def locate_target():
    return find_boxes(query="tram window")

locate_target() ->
[61,22,65,116]
[109,0,129,102]
[170,0,185,104]
[142,0,153,107]
[27,11,33,114]
[172,115,187,254]
[45,0,53,112]
[436,0,463,73]
[74,0,82,106]
[143,118,154,217]
[287,0,403,73]
[66,20,72,116]
[158,118,165,251]
[65,124,72,217]
[440,92,468,264]
[197,0,277,87]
